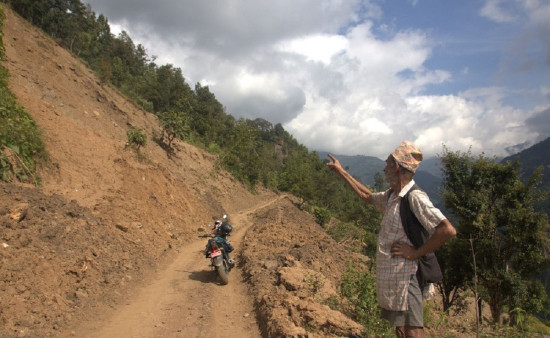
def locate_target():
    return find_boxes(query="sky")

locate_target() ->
[84,0,550,159]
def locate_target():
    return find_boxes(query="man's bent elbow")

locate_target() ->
[441,219,457,239]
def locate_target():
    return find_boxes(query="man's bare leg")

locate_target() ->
[396,326,424,338]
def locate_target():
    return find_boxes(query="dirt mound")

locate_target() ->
[1,6,366,337]
[239,195,368,337]
[1,183,160,335]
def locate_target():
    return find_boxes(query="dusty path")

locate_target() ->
[65,199,281,338]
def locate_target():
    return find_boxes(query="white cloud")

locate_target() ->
[277,34,348,65]
[346,23,429,76]
[480,0,517,23]
[235,71,285,100]
[108,22,123,36]
[86,0,549,159]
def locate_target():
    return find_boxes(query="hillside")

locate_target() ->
[0,6,371,337]
[501,137,550,181]
[316,151,385,187]
[501,137,550,213]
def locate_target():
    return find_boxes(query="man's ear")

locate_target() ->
[393,160,400,171]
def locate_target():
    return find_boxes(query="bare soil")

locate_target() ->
[1,6,373,338]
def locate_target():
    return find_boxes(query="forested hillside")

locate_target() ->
[0,6,371,336]
[1,0,384,249]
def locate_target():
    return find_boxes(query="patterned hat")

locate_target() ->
[391,140,423,173]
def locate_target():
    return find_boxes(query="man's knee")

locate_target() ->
[395,326,424,338]
[395,326,406,338]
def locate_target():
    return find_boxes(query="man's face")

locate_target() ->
[383,155,399,184]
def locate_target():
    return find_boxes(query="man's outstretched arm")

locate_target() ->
[326,154,373,204]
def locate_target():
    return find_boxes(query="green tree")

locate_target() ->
[157,110,190,150]
[277,150,316,204]
[218,118,262,188]
[373,172,387,192]
[435,236,471,313]
[192,83,227,146]
[439,147,550,323]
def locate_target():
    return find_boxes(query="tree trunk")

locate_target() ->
[477,297,483,324]
[489,296,502,324]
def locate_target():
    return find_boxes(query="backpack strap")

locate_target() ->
[386,184,429,247]
[392,184,443,288]
[400,184,430,248]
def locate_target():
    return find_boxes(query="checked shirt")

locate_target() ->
[370,180,446,311]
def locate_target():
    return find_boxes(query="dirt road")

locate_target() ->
[68,209,262,338]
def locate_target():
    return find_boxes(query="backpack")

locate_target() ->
[390,185,443,288]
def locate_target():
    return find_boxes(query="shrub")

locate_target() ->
[423,302,448,330]
[326,220,366,254]
[313,206,331,228]
[126,126,147,151]
[341,263,392,336]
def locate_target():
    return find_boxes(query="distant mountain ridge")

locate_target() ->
[316,151,385,187]
[501,137,550,187]
[501,137,550,212]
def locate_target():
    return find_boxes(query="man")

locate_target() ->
[327,140,456,338]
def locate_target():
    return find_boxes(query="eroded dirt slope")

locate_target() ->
[1,6,367,338]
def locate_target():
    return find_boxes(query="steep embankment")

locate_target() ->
[1,6,365,338]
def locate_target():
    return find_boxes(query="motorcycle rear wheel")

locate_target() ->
[217,260,229,285]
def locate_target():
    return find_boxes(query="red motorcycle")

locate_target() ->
[202,217,234,284]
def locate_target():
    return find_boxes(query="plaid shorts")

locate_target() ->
[380,274,423,328]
